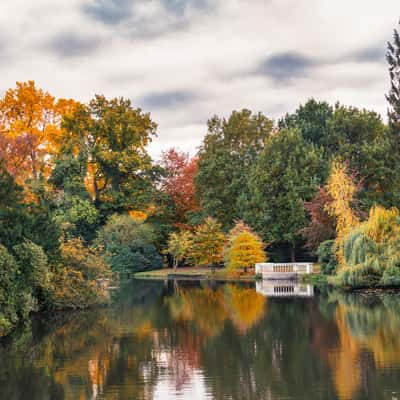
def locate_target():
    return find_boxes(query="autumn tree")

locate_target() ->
[196,110,274,229]
[60,95,158,214]
[301,188,336,252]
[225,230,266,273]
[165,230,193,269]
[189,217,226,267]
[160,148,200,225]
[325,161,360,266]
[0,81,77,185]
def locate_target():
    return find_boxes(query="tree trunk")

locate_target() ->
[290,243,296,262]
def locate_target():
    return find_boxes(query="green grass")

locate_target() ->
[134,267,256,281]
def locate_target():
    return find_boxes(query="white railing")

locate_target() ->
[256,280,314,297]
[255,262,313,277]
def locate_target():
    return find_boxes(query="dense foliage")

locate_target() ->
[1,20,400,336]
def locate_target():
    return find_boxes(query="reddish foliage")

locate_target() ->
[301,188,336,251]
[161,148,200,223]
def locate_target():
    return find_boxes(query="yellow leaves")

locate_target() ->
[325,161,360,267]
[225,222,266,272]
[363,205,400,244]
[128,210,148,222]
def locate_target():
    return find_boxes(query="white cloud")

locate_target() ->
[0,0,397,157]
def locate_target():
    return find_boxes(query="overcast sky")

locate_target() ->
[0,0,398,157]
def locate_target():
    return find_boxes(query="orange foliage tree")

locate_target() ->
[0,81,77,185]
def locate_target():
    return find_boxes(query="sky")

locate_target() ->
[0,0,398,158]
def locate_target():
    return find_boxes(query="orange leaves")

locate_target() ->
[0,80,78,186]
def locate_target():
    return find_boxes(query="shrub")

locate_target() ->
[0,245,32,336]
[50,238,110,309]
[97,214,162,274]
[13,240,52,301]
[317,240,337,275]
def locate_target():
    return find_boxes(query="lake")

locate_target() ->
[1,279,400,400]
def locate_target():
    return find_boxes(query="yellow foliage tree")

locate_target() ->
[325,161,360,266]
[165,230,193,269]
[225,231,266,273]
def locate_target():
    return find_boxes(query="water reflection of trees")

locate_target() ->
[319,291,400,400]
[1,281,400,400]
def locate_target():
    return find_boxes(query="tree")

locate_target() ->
[51,238,110,309]
[13,239,52,302]
[225,230,266,273]
[165,230,193,269]
[96,214,162,274]
[189,217,226,267]
[279,98,333,148]
[301,188,335,252]
[387,21,400,141]
[60,95,158,214]
[241,129,324,261]
[332,206,400,288]
[0,81,77,185]
[196,110,273,229]
[160,148,200,225]
[325,161,360,266]
[0,245,22,336]
[281,99,398,208]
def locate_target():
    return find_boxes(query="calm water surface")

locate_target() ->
[1,279,400,400]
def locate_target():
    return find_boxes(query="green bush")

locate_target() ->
[97,215,162,274]
[317,240,337,275]
[0,245,32,336]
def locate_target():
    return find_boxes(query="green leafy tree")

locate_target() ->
[13,239,52,302]
[189,217,226,267]
[241,129,324,261]
[282,99,398,208]
[96,214,162,274]
[196,110,273,229]
[279,98,333,148]
[0,245,22,336]
[60,95,158,215]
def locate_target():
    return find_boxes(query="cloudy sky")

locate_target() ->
[0,0,398,157]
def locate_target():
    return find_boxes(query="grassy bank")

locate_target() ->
[134,267,256,281]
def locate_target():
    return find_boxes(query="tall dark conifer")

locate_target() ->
[387,22,400,135]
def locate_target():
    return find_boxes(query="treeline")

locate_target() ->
[1,23,400,335]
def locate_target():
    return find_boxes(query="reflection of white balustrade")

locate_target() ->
[256,280,314,297]
[255,263,313,280]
